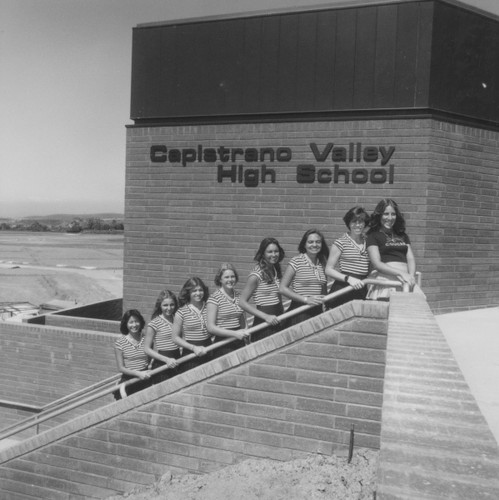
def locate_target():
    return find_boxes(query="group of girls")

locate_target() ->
[114,198,419,399]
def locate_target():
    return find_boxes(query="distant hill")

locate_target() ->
[21,213,124,221]
[0,213,124,232]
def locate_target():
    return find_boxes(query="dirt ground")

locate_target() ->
[0,232,123,305]
[106,449,378,500]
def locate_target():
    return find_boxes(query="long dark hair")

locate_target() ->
[297,229,329,266]
[367,198,407,235]
[254,237,285,283]
[120,309,145,335]
[151,289,178,319]
[178,277,209,307]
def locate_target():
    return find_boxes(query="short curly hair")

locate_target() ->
[214,263,239,287]
[343,206,369,228]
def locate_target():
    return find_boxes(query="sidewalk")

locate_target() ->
[436,306,499,446]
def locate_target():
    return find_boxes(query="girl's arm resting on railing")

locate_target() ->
[143,326,177,368]
[367,245,415,286]
[325,246,365,290]
[171,314,206,357]
[114,348,151,380]
[406,245,417,279]
[279,264,324,306]
[206,302,250,341]
[239,274,280,325]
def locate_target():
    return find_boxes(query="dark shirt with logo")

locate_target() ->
[366,231,410,264]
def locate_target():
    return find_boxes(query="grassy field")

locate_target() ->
[0,232,123,306]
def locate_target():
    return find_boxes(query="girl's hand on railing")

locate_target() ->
[263,314,280,326]
[164,357,177,369]
[397,272,416,287]
[348,277,365,290]
[137,371,152,381]
[235,329,251,340]
[304,295,324,306]
[192,345,207,357]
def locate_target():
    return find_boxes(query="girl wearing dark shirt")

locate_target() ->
[366,198,417,300]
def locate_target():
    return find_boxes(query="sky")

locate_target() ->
[1,0,498,218]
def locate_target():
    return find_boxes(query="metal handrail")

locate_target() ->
[0,277,409,443]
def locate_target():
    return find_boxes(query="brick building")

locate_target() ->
[124,0,499,315]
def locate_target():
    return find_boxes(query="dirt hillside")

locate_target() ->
[106,449,378,500]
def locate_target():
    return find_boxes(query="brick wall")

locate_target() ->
[2,295,498,498]
[124,118,499,317]
[0,322,117,416]
[44,315,120,334]
[0,301,388,499]
[423,121,499,313]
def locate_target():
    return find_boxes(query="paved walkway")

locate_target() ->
[436,306,499,446]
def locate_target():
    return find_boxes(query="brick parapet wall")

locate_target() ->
[0,322,117,409]
[124,118,499,319]
[44,315,120,334]
[376,293,499,499]
[0,301,388,499]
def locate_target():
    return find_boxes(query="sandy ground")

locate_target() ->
[0,232,123,306]
[106,449,378,500]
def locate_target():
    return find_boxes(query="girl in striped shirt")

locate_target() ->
[172,277,211,372]
[207,263,249,358]
[280,229,329,325]
[144,290,180,384]
[113,309,152,400]
[240,237,286,342]
[325,206,370,308]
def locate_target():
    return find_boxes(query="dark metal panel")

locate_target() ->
[213,19,246,113]
[259,16,281,112]
[430,2,499,123]
[171,23,214,115]
[241,17,263,114]
[353,6,377,109]
[295,12,319,111]
[277,14,299,111]
[333,9,357,109]
[130,0,498,127]
[130,28,167,119]
[314,10,337,110]
[373,4,397,108]
[414,1,433,107]
[394,2,421,107]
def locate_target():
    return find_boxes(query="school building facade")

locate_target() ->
[124,0,499,316]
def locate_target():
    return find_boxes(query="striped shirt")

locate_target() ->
[207,289,244,330]
[114,335,149,371]
[176,304,210,342]
[333,233,370,276]
[288,253,327,296]
[249,265,281,307]
[147,315,177,351]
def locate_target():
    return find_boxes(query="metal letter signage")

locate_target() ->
[150,142,396,187]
